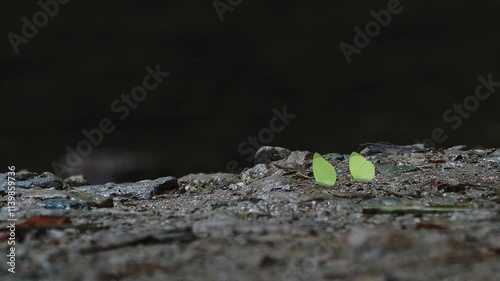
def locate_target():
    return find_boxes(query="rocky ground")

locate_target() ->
[1,144,499,281]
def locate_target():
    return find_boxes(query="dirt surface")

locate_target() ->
[1,144,499,281]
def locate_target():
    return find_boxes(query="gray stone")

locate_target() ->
[254,146,291,165]
[75,176,178,200]
[285,150,313,165]
[69,191,114,208]
[0,171,63,192]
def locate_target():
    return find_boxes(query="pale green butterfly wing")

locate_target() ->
[349,152,375,181]
[312,153,336,186]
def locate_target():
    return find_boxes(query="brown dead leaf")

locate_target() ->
[19,215,71,229]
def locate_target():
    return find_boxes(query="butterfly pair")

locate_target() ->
[312,152,375,186]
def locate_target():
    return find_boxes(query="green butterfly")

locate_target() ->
[349,152,375,182]
[312,153,336,186]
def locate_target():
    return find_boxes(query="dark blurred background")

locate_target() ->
[1,0,499,183]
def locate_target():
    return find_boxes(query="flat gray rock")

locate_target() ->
[254,146,291,164]
[0,171,63,193]
[75,176,178,200]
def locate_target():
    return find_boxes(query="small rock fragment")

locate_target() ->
[254,146,291,165]
[69,191,114,208]
[285,150,313,166]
